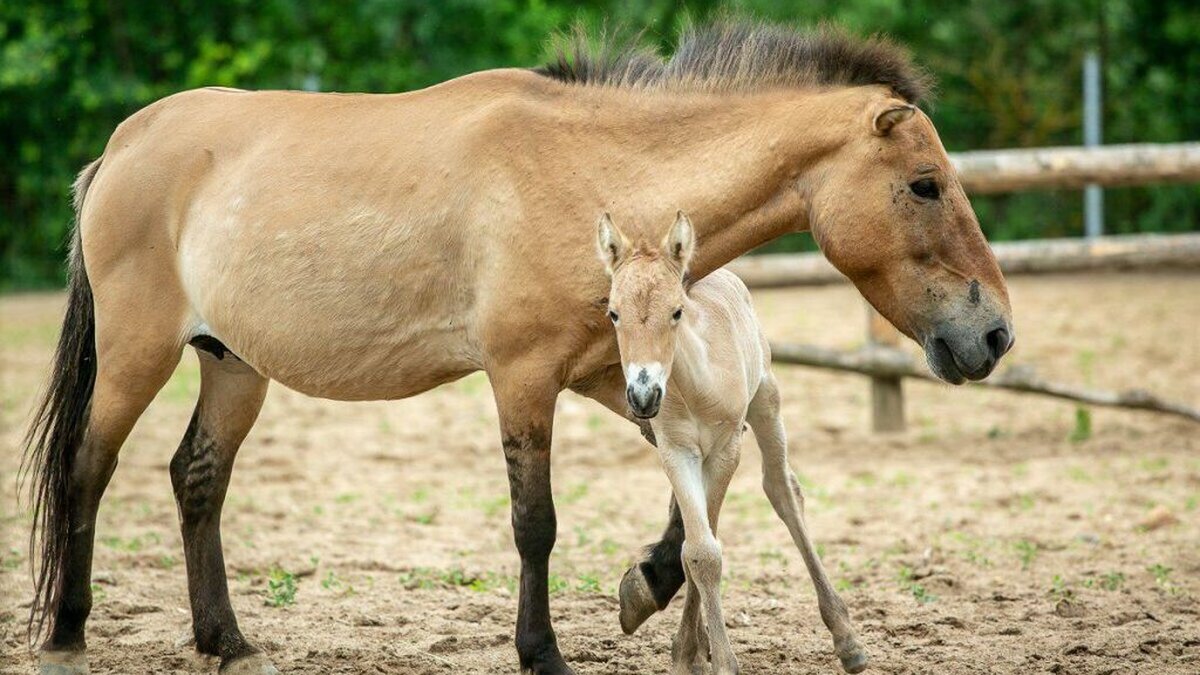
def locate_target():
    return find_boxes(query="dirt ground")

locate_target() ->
[1,272,1198,674]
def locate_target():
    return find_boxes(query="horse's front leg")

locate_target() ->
[490,370,573,675]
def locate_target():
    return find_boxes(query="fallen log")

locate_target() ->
[951,143,1200,194]
[769,341,1200,423]
[730,233,1200,288]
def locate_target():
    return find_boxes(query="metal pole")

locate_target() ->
[1083,51,1104,239]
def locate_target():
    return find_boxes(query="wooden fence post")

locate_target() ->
[867,304,905,432]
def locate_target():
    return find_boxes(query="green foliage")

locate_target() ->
[3,1,1198,288]
[1069,407,1093,443]
[265,566,298,607]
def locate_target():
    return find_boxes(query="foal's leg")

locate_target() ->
[673,442,739,672]
[490,370,572,674]
[658,446,738,675]
[38,333,181,673]
[170,348,274,674]
[568,365,687,633]
[747,375,867,674]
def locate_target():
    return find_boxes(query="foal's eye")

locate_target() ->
[671,308,683,322]
[910,178,940,200]
[607,310,619,324]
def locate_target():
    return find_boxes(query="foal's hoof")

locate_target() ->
[835,639,869,674]
[38,650,89,675]
[220,653,281,675]
[618,565,658,635]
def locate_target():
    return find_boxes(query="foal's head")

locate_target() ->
[596,212,694,419]
[811,94,1014,383]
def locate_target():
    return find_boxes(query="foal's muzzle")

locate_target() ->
[627,383,663,419]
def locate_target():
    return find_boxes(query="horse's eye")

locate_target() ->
[910,178,940,200]
[607,310,619,324]
[671,308,683,322]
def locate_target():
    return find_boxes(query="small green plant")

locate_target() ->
[156,554,178,570]
[1100,571,1125,592]
[1014,540,1039,569]
[1147,564,1175,593]
[896,565,935,604]
[1049,574,1073,600]
[2,548,22,571]
[548,574,569,595]
[265,567,298,607]
[1068,407,1092,443]
[834,577,858,592]
[90,582,106,603]
[576,573,601,593]
[561,482,589,505]
[321,570,342,591]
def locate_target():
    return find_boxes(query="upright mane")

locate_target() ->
[535,20,932,105]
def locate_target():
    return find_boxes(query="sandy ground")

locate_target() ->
[1,272,1198,674]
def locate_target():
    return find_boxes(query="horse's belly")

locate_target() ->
[178,194,483,401]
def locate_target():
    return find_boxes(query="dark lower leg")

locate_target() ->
[171,411,256,664]
[640,495,687,609]
[43,448,119,652]
[503,429,570,674]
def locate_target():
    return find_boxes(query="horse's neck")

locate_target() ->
[570,85,864,280]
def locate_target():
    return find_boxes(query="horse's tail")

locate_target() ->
[21,157,102,645]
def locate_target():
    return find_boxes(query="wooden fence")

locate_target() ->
[730,142,1200,432]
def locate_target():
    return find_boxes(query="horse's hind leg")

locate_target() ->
[38,329,182,673]
[171,346,275,674]
[747,375,867,674]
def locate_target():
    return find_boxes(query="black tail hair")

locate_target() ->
[20,158,102,645]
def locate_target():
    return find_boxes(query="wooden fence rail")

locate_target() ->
[728,232,1200,289]
[950,142,1200,194]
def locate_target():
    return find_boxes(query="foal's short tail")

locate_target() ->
[21,158,102,645]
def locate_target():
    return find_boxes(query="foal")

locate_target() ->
[597,212,868,674]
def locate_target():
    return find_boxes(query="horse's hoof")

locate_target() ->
[220,652,281,675]
[38,650,89,675]
[837,642,869,674]
[619,565,658,635]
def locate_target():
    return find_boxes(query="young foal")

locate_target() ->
[597,213,867,674]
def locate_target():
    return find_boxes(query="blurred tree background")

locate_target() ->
[1,0,1197,289]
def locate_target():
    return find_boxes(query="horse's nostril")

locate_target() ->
[985,326,1011,359]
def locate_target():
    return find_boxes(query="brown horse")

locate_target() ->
[23,21,1012,675]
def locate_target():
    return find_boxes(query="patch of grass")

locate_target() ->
[1139,457,1169,472]
[1147,564,1176,594]
[889,471,915,489]
[1068,407,1092,443]
[834,577,858,592]
[99,532,160,553]
[480,495,510,518]
[586,414,604,431]
[265,567,298,607]
[89,582,106,603]
[1049,574,1073,601]
[598,538,620,556]
[2,548,22,571]
[548,573,569,595]
[560,482,589,505]
[758,549,787,564]
[1100,571,1125,592]
[155,554,178,570]
[896,565,935,604]
[576,573,602,593]
[334,492,361,505]
[397,566,515,594]
[1013,540,1039,570]
[1066,466,1092,483]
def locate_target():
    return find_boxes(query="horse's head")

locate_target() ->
[809,93,1014,383]
[595,212,694,419]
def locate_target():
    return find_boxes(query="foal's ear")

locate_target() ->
[870,101,917,136]
[596,213,629,274]
[662,211,695,274]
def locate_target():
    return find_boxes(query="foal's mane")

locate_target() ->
[534,19,932,105]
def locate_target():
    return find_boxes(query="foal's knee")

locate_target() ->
[682,535,723,587]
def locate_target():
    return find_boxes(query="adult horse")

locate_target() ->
[24,20,1012,675]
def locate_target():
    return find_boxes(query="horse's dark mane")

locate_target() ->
[534,19,933,105]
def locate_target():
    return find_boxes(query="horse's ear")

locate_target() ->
[596,213,628,275]
[662,211,695,274]
[870,102,916,136]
